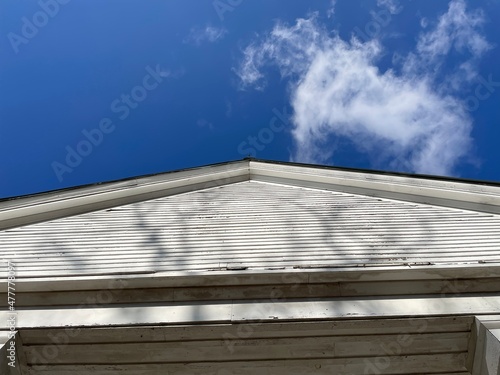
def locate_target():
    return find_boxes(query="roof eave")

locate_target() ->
[2,158,500,231]
[0,160,250,231]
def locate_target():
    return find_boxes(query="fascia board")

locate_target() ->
[2,295,500,329]
[249,161,500,214]
[3,157,500,230]
[5,264,500,293]
[0,161,250,230]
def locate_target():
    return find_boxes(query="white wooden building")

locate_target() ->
[1,158,500,374]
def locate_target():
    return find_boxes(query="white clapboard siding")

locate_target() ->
[24,356,469,375]
[19,316,472,375]
[1,181,500,279]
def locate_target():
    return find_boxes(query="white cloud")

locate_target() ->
[185,26,227,45]
[376,0,402,15]
[415,0,490,65]
[327,0,336,18]
[235,0,490,176]
[404,0,491,89]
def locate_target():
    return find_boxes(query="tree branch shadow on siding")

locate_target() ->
[123,180,440,325]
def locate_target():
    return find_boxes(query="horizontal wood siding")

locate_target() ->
[19,316,473,375]
[1,181,499,279]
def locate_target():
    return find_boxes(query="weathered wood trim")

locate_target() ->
[2,277,500,308]
[27,354,469,375]
[2,158,500,232]
[469,315,500,375]
[1,296,499,329]
[3,264,500,292]
[467,317,480,372]
[0,162,249,230]
[249,161,500,215]
[19,316,473,344]
[17,317,473,374]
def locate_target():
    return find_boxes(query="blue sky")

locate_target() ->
[1,0,499,198]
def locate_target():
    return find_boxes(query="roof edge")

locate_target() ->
[249,160,500,215]
[2,157,500,230]
[0,160,250,230]
[247,157,500,187]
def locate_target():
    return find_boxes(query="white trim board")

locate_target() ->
[249,161,500,215]
[2,295,500,329]
[1,159,500,231]
[3,264,500,292]
[0,162,249,230]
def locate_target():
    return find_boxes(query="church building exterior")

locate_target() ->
[1,158,499,374]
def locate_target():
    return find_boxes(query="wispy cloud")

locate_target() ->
[417,0,489,63]
[327,0,336,18]
[197,118,214,130]
[376,0,402,15]
[185,25,227,45]
[158,67,186,80]
[404,0,491,92]
[234,0,491,176]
